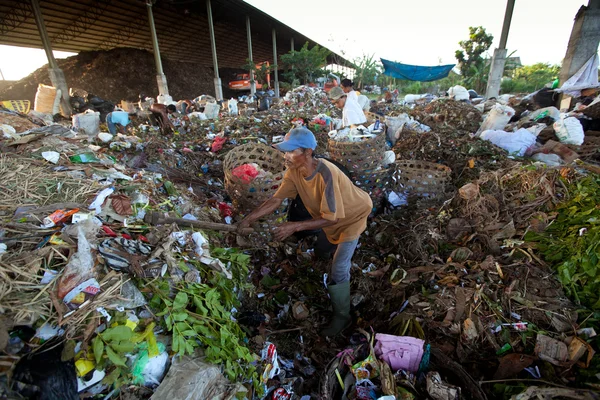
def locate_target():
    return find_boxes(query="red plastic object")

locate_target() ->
[211,136,227,153]
[231,163,259,184]
[101,226,118,237]
[217,202,233,218]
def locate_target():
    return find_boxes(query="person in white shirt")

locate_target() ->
[341,79,370,111]
[328,87,367,128]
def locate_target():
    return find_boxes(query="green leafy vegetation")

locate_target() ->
[526,176,600,310]
[455,26,494,93]
[501,63,560,93]
[149,247,259,390]
[280,43,331,85]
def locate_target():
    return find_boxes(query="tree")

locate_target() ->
[280,43,330,85]
[241,60,271,88]
[353,54,382,89]
[455,26,494,92]
[501,63,560,93]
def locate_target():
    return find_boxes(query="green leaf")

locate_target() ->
[93,336,104,365]
[105,346,127,367]
[110,341,136,354]
[165,315,172,330]
[101,326,133,342]
[172,334,180,353]
[102,368,121,385]
[178,336,186,356]
[173,292,189,310]
[181,330,197,337]
[173,312,188,322]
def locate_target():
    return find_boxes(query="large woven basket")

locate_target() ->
[353,166,394,208]
[224,143,285,212]
[393,160,451,198]
[327,133,386,175]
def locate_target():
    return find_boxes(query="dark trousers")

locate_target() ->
[288,195,337,259]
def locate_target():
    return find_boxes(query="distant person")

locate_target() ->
[149,103,177,134]
[176,99,195,114]
[328,86,367,128]
[341,79,370,111]
[105,109,131,135]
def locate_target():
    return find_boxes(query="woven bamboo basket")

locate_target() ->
[353,166,394,207]
[364,111,385,126]
[393,160,452,198]
[327,133,386,175]
[224,143,285,212]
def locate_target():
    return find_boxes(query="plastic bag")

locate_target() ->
[227,98,238,116]
[204,102,220,119]
[374,334,425,372]
[132,342,169,386]
[12,342,79,400]
[479,128,537,157]
[448,85,469,101]
[150,356,245,400]
[475,104,515,136]
[232,163,260,183]
[553,116,584,145]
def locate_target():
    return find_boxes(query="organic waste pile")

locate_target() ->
[1,82,600,400]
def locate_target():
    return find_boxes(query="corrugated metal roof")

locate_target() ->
[0,0,353,68]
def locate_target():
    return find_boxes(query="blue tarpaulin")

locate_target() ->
[381,59,456,82]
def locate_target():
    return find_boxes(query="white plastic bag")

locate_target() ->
[448,85,469,101]
[476,104,515,136]
[72,110,100,136]
[479,128,537,157]
[553,116,584,145]
[227,99,238,116]
[204,102,220,119]
[528,106,560,123]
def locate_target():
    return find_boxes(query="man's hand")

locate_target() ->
[237,218,252,231]
[273,222,299,242]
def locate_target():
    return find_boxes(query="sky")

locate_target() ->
[0,0,587,81]
[246,0,584,66]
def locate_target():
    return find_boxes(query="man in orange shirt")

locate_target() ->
[239,127,372,336]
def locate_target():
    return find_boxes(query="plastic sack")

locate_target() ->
[204,102,220,119]
[448,85,469,101]
[475,104,515,137]
[34,84,59,114]
[227,98,238,116]
[403,94,428,104]
[553,116,584,145]
[479,128,537,157]
[374,333,425,372]
[232,163,260,183]
[150,356,245,400]
[72,110,100,136]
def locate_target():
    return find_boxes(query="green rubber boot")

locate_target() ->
[321,281,351,337]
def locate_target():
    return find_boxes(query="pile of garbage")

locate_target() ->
[2,78,600,400]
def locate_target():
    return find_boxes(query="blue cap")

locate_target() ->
[273,127,317,151]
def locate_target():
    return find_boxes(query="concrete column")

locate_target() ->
[246,16,256,96]
[272,28,279,98]
[486,48,508,99]
[30,0,72,116]
[207,0,223,101]
[559,0,600,85]
[146,1,169,98]
[485,0,515,99]
[291,37,294,52]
